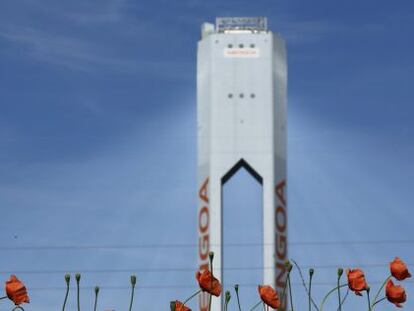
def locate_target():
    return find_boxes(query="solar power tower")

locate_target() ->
[197,17,287,311]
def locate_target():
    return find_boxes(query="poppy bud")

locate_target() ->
[75,273,81,283]
[65,274,70,285]
[285,260,292,272]
[309,268,314,277]
[130,275,137,286]
[234,284,239,293]
[337,268,343,277]
[94,286,99,295]
[209,251,214,261]
[170,301,176,311]
[225,290,231,302]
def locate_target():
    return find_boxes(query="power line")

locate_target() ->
[0,263,411,275]
[0,239,413,251]
[13,280,414,292]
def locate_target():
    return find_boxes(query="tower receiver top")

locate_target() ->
[215,17,267,33]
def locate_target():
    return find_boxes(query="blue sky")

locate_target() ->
[1,0,414,310]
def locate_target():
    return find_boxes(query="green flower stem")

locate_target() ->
[170,301,176,311]
[337,269,343,311]
[128,286,135,311]
[208,252,214,311]
[291,260,319,311]
[288,272,294,311]
[320,284,347,311]
[279,261,292,311]
[183,289,202,306]
[234,285,242,311]
[337,288,349,311]
[128,276,136,311]
[308,271,313,311]
[371,275,390,309]
[62,274,70,311]
[278,276,289,311]
[249,300,262,311]
[93,287,99,311]
[0,296,7,300]
[337,284,341,311]
[371,297,386,308]
[224,291,231,311]
[366,288,371,311]
[75,274,81,311]
[11,307,25,311]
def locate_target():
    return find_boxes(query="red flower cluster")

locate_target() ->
[386,279,406,308]
[346,257,411,308]
[5,275,30,305]
[346,269,369,296]
[258,285,280,309]
[390,257,411,281]
[195,270,221,297]
[385,257,411,308]
[171,268,221,310]
[174,300,191,311]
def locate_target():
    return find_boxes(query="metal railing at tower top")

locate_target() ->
[215,17,268,33]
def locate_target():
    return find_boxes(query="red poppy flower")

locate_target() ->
[195,270,221,297]
[5,275,30,305]
[258,285,280,309]
[386,279,406,308]
[390,257,411,281]
[346,269,369,296]
[175,300,191,311]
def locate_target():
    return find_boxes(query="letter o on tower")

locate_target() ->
[276,206,286,232]
[199,206,209,233]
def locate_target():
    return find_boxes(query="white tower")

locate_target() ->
[197,17,287,311]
